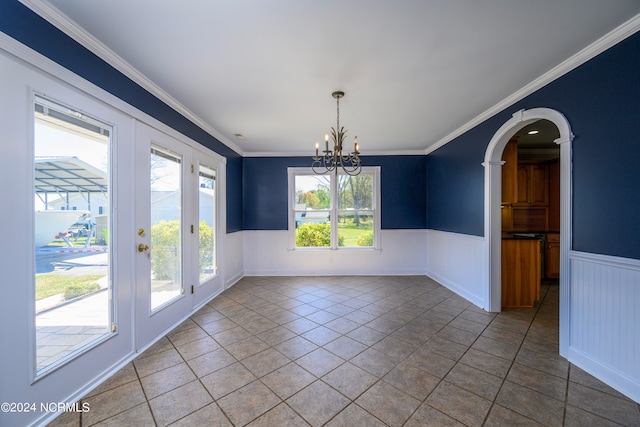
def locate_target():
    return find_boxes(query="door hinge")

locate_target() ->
[191,164,194,173]
[191,285,195,294]
[111,323,117,333]
[191,224,194,233]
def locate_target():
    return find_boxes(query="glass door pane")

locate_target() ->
[149,147,183,311]
[33,96,113,374]
[198,165,216,283]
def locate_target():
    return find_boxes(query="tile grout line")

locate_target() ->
[171,321,240,426]
[408,303,497,426]
[479,283,552,426]
[82,278,588,426]
[242,278,428,426]
[131,356,158,427]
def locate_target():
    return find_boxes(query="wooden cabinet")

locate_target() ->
[501,139,518,232]
[545,233,560,278]
[548,160,560,231]
[512,206,548,232]
[506,159,555,232]
[502,238,541,307]
[501,139,518,204]
[515,162,549,206]
[502,205,513,232]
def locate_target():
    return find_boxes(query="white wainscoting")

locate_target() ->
[425,229,487,310]
[243,229,428,276]
[225,231,244,288]
[567,251,640,403]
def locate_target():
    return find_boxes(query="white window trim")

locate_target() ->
[288,166,381,251]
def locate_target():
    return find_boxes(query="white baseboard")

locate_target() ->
[568,346,640,403]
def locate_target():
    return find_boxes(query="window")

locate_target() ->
[289,167,380,249]
[33,96,114,375]
[198,164,217,283]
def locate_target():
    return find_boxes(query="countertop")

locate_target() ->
[502,233,543,240]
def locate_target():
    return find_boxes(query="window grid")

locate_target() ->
[290,167,379,250]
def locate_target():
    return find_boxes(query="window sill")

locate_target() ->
[287,247,382,253]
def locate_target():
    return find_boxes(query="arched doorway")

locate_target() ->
[483,108,573,356]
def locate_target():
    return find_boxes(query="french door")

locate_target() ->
[192,152,225,307]
[1,43,226,426]
[134,123,223,348]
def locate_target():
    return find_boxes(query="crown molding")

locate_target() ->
[243,149,427,158]
[19,0,244,156]
[425,13,640,155]
[17,1,640,159]
[0,32,224,166]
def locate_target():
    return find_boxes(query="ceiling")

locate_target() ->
[39,0,640,156]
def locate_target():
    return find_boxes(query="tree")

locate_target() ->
[314,187,330,209]
[150,219,181,280]
[150,219,215,281]
[298,191,320,209]
[338,174,373,226]
[199,220,215,279]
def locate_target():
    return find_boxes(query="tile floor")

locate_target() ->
[49,276,640,426]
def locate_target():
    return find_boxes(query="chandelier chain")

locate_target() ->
[336,94,340,132]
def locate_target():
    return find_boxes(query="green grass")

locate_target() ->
[36,274,103,301]
[337,219,373,246]
[45,236,97,247]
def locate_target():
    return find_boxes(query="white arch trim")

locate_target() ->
[482,107,573,357]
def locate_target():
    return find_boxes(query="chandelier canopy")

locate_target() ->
[312,91,361,176]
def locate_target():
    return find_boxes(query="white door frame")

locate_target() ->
[191,147,226,308]
[482,107,573,357]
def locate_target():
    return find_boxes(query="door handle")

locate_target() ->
[138,243,149,252]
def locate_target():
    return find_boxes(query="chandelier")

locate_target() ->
[312,91,361,176]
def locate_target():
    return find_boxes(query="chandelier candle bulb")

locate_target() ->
[315,142,319,157]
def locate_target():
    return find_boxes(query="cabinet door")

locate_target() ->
[545,233,560,278]
[501,140,518,204]
[502,239,541,307]
[548,160,560,231]
[515,164,531,206]
[529,164,549,206]
[516,163,549,206]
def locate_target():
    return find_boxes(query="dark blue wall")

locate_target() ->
[225,157,243,232]
[4,0,639,257]
[243,156,427,230]
[428,31,640,259]
[0,1,244,233]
